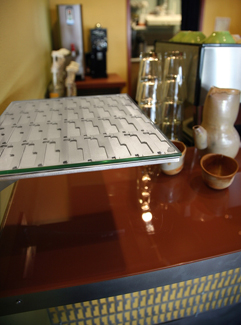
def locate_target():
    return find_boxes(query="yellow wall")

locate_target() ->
[49,0,128,93]
[0,0,52,224]
[202,0,241,36]
[0,0,52,114]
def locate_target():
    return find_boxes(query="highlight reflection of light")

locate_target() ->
[142,175,151,182]
[142,191,150,198]
[141,202,150,211]
[142,211,153,222]
[146,223,155,233]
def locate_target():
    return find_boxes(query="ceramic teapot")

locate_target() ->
[193,87,240,158]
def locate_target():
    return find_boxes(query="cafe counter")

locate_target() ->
[1,147,241,324]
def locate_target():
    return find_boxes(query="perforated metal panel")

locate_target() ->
[0,94,180,181]
[48,267,241,325]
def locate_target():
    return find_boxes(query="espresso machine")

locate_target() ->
[155,41,241,143]
[57,4,85,80]
[90,24,108,78]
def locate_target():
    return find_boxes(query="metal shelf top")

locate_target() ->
[0,94,180,183]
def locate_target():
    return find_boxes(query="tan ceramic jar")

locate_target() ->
[193,87,240,158]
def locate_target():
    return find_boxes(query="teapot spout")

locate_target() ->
[192,125,208,150]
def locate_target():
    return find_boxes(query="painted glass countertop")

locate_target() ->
[1,147,241,300]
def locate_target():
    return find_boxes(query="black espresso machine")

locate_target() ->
[155,41,241,143]
[90,23,108,78]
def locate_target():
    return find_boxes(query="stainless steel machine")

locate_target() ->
[57,4,85,79]
[155,41,241,142]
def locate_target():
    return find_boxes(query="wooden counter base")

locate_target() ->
[76,73,126,96]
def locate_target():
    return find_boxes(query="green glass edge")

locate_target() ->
[0,152,181,176]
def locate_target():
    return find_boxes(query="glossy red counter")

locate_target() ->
[1,147,241,317]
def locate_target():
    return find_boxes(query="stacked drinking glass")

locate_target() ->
[136,51,162,125]
[160,51,186,140]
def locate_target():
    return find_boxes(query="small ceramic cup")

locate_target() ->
[161,140,186,175]
[200,153,239,190]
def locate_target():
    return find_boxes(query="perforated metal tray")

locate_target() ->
[0,94,180,182]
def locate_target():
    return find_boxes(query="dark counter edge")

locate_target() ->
[1,250,241,316]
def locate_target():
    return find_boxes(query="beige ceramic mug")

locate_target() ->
[161,140,186,175]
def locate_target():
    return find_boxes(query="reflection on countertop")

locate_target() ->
[1,147,241,299]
